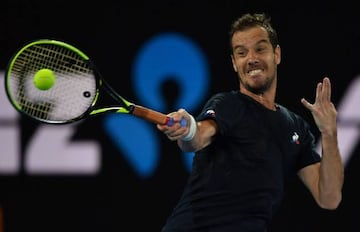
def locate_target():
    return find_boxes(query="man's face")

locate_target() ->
[231,26,281,94]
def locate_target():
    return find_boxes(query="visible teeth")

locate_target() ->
[248,69,262,76]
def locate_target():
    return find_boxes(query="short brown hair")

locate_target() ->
[229,13,279,50]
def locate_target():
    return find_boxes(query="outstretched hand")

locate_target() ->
[301,77,338,135]
[157,108,192,141]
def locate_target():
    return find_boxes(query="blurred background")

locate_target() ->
[1,0,359,231]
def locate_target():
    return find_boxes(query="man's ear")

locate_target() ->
[231,55,238,72]
[275,45,281,65]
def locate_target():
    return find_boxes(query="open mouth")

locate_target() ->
[247,69,263,76]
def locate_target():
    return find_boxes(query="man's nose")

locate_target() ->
[247,51,259,64]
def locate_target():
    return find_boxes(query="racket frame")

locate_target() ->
[5,39,185,126]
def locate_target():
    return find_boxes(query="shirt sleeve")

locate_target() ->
[196,92,237,136]
[297,116,322,170]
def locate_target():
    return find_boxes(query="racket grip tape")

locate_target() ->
[167,117,187,127]
[131,105,186,127]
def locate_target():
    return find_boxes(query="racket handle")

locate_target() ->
[167,117,187,127]
[131,105,187,127]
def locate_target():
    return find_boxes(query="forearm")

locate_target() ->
[178,119,216,152]
[177,130,201,152]
[319,131,344,209]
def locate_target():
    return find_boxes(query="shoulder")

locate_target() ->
[277,105,303,121]
[277,104,312,131]
[209,90,238,99]
[197,90,243,121]
[207,90,246,105]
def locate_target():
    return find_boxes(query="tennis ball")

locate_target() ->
[33,68,56,90]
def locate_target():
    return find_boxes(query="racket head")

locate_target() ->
[5,39,101,124]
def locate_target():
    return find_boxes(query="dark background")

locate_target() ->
[1,0,359,231]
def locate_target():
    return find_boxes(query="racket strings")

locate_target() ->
[9,43,97,122]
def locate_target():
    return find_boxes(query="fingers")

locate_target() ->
[315,81,322,103]
[157,108,192,141]
[322,77,332,101]
[317,77,332,102]
[301,97,313,110]
[303,77,332,108]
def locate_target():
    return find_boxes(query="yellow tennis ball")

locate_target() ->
[33,68,56,90]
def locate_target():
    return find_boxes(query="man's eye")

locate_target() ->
[236,51,246,56]
[257,47,267,53]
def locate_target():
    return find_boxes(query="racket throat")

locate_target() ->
[128,104,135,114]
[130,104,170,125]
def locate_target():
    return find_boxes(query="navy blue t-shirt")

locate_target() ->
[162,91,321,232]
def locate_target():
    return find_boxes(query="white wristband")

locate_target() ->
[181,115,196,141]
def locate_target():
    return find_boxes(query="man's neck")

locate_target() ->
[240,88,277,111]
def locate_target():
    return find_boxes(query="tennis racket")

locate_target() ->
[5,39,186,126]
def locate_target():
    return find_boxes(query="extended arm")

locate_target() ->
[156,108,217,152]
[299,77,344,209]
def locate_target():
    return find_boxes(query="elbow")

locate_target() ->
[177,140,198,153]
[318,192,342,210]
